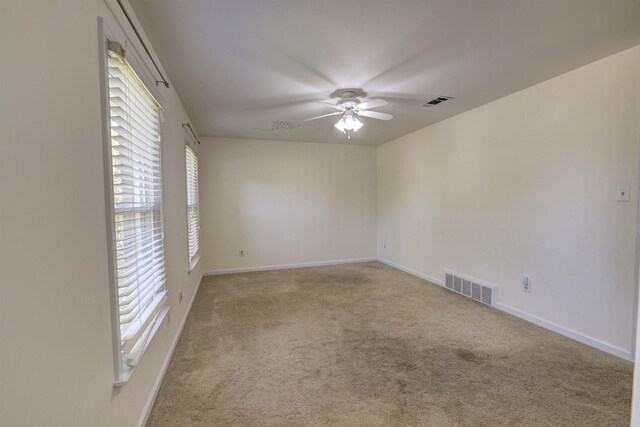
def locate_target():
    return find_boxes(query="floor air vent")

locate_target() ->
[444,270,497,307]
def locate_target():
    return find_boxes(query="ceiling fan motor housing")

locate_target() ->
[337,90,360,109]
[337,98,359,109]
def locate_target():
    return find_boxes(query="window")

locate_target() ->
[105,40,169,380]
[185,144,200,269]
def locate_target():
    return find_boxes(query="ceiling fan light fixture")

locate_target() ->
[334,111,363,133]
[346,115,363,131]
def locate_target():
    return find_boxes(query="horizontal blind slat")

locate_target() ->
[121,292,168,350]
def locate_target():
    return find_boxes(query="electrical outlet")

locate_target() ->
[522,276,531,293]
[179,291,183,304]
[383,243,388,249]
[240,249,245,257]
[617,185,629,202]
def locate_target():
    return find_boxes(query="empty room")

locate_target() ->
[3,0,640,426]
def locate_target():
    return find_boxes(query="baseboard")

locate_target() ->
[495,302,632,361]
[204,257,377,276]
[376,257,443,286]
[136,273,204,427]
[377,257,632,361]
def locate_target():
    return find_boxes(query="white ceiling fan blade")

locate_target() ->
[357,110,393,121]
[304,111,343,121]
[357,98,387,110]
[319,101,345,110]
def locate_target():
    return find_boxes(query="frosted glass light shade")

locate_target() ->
[335,112,363,133]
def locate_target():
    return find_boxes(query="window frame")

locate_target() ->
[99,19,169,386]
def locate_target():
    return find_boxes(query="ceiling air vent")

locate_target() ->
[421,96,453,107]
[255,121,300,132]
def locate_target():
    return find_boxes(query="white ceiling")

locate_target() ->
[130,0,640,145]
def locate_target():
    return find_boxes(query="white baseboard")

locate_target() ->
[377,257,443,286]
[136,273,204,427]
[204,257,377,276]
[377,257,632,361]
[494,302,632,361]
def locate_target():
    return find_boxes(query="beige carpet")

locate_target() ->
[147,262,632,426]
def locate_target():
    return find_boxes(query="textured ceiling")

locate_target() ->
[130,0,640,145]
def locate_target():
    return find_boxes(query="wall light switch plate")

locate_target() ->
[617,185,629,202]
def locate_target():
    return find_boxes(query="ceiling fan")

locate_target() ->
[304,90,393,139]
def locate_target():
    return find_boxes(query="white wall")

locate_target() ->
[377,45,640,357]
[199,137,377,272]
[0,1,201,426]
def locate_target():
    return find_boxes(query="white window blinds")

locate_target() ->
[107,46,169,369]
[185,145,200,264]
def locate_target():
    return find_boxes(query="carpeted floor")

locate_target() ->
[146,262,632,426]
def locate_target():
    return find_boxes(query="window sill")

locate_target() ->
[114,305,171,387]
[188,254,201,274]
